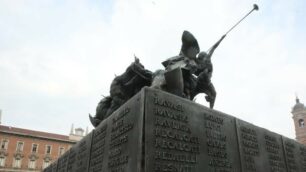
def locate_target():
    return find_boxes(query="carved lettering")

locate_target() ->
[75,138,90,172]
[151,97,199,171]
[110,123,134,140]
[108,155,129,167]
[154,108,188,123]
[204,114,232,171]
[155,138,200,153]
[109,148,122,158]
[112,108,130,123]
[264,134,286,171]
[284,140,298,171]
[110,135,128,148]
[154,96,184,112]
[239,126,259,171]
[89,125,107,172]
[154,162,195,172]
[154,128,199,144]
[155,117,191,133]
[155,151,197,163]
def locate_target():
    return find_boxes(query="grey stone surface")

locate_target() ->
[57,150,70,172]
[88,120,108,172]
[87,91,144,172]
[66,145,77,172]
[48,87,306,172]
[282,136,306,172]
[43,161,58,172]
[103,92,144,172]
[44,164,53,172]
[66,133,93,172]
[297,143,306,171]
[51,160,58,172]
[236,119,287,172]
[75,132,93,172]
[144,88,241,172]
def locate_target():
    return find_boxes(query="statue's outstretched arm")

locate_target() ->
[207,34,226,58]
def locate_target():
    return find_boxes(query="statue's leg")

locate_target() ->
[89,96,112,127]
[151,70,166,90]
[205,83,216,108]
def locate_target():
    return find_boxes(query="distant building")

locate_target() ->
[291,96,306,145]
[68,124,88,142]
[0,115,87,172]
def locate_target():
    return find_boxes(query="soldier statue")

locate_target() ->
[90,31,225,127]
[152,31,225,108]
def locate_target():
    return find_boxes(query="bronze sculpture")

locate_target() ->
[90,4,259,127]
[90,31,224,127]
[152,31,225,108]
[89,57,152,127]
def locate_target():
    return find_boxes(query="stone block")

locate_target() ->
[144,88,241,172]
[57,150,70,172]
[236,119,287,172]
[46,87,306,172]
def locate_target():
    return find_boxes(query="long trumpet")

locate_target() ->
[207,4,259,52]
[225,4,259,35]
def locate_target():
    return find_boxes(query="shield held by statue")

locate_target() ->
[164,67,185,97]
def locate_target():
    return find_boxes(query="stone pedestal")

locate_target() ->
[44,87,306,172]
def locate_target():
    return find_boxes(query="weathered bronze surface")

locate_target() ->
[89,57,152,127]
[90,30,225,127]
[90,4,261,127]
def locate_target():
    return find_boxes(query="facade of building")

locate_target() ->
[0,124,86,172]
[292,97,306,145]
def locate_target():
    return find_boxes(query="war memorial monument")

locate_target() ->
[43,4,306,172]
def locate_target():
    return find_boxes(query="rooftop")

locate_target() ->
[0,125,75,143]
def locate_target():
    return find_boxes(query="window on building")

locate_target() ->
[0,157,5,167]
[42,161,50,169]
[13,158,22,168]
[28,159,36,169]
[59,147,65,156]
[16,142,24,152]
[32,144,38,153]
[0,139,9,150]
[299,119,305,128]
[45,145,52,154]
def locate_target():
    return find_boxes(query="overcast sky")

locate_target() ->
[0,0,306,138]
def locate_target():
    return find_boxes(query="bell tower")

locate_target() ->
[291,96,306,145]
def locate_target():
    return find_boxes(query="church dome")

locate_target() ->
[292,97,305,112]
